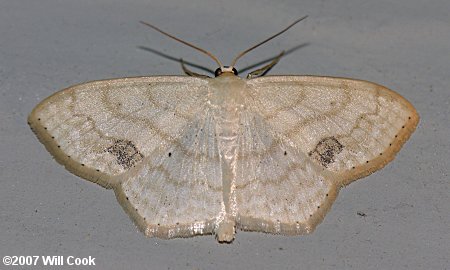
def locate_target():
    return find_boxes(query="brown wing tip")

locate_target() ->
[28,111,114,189]
[340,99,419,186]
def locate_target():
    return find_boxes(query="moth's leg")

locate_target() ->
[180,59,211,78]
[246,51,285,79]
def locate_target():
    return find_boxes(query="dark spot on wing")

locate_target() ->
[106,139,144,169]
[308,137,344,167]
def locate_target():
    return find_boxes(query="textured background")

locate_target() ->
[1,0,448,269]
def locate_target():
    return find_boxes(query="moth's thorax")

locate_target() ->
[207,74,248,109]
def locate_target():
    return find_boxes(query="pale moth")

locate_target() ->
[28,17,419,243]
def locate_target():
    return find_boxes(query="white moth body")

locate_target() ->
[209,74,246,241]
[28,18,418,242]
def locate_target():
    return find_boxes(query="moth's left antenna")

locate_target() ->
[140,21,223,68]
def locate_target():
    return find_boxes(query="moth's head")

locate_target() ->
[214,66,238,77]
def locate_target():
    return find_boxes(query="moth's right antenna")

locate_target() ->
[140,21,223,68]
[230,16,308,67]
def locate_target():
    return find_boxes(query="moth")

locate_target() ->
[28,17,419,243]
